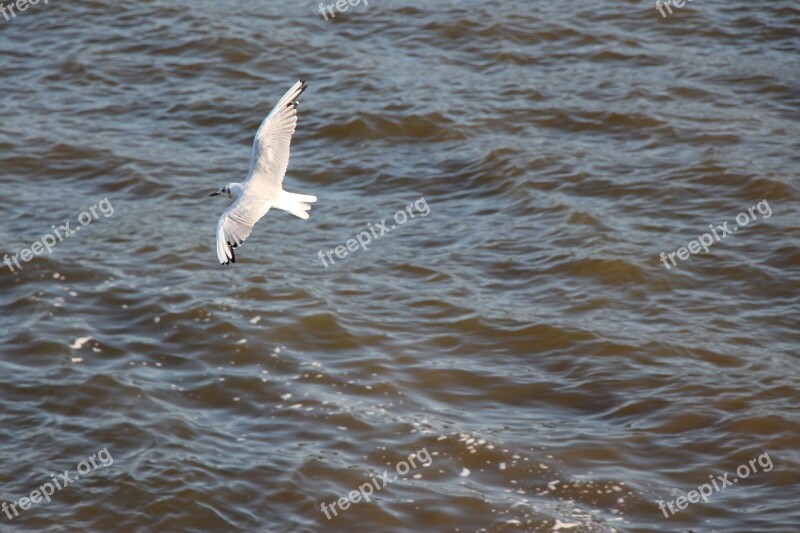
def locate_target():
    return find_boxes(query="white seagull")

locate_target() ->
[209,79,317,265]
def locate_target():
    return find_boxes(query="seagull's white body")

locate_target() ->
[211,80,316,265]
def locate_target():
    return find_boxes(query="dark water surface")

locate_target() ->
[1,1,799,531]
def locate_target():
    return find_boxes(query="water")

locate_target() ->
[1,1,798,531]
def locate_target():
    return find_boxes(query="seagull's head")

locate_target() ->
[209,184,235,199]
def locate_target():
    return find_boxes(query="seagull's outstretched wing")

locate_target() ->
[216,196,271,265]
[245,80,307,196]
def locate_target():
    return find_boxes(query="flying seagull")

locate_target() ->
[209,79,317,265]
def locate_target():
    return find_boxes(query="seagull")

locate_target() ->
[209,79,317,265]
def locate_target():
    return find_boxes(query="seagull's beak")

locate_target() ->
[209,191,220,197]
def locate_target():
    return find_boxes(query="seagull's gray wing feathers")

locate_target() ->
[245,80,307,197]
[216,195,271,265]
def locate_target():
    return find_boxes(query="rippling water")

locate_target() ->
[1,1,799,531]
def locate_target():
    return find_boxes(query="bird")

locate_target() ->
[209,79,317,265]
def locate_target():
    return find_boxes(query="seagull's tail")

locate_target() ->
[274,190,318,220]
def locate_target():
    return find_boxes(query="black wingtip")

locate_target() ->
[286,80,307,108]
